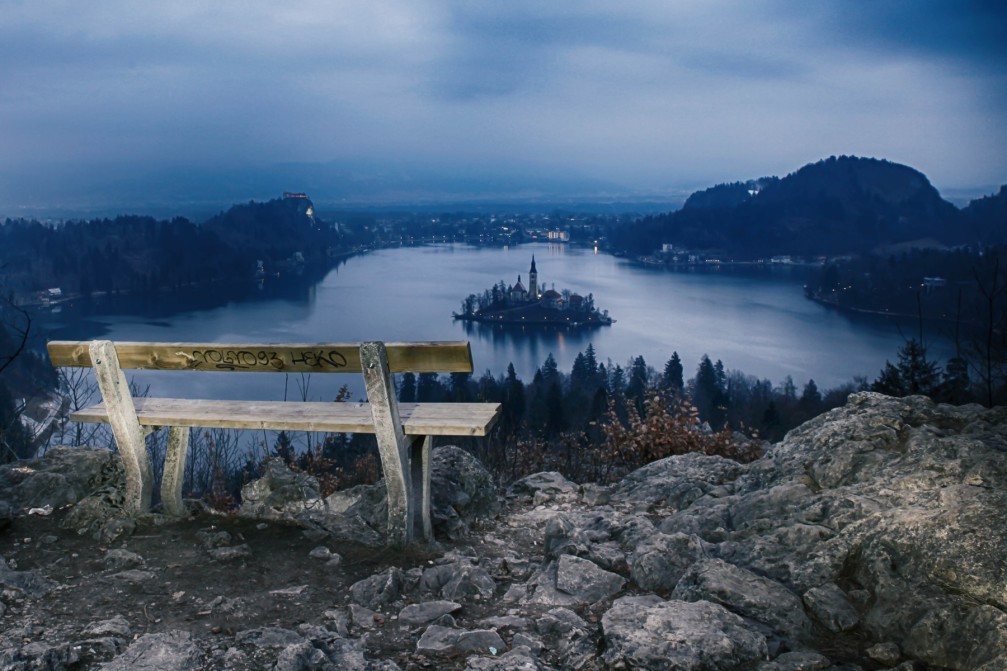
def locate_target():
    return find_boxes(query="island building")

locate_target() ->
[456,256,613,326]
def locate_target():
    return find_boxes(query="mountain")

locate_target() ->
[616,156,975,257]
[682,177,779,210]
[961,184,1007,244]
[0,196,346,300]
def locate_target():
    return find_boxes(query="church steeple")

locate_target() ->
[528,256,538,299]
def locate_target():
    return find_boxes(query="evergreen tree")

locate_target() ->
[570,352,593,390]
[541,353,561,386]
[417,373,442,402]
[662,352,684,393]
[626,355,649,416]
[450,371,472,402]
[399,372,417,403]
[692,354,728,429]
[274,430,295,464]
[545,381,566,437]
[714,359,727,393]
[799,379,822,417]
[584,343,598,375]
[501,363,525,435]
[761,400,783,440]
[871,339,940,397]
[609,365,626,398]
[941,356,971,404]
[897,340,940,395]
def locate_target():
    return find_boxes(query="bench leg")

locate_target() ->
[89,340,153,514]
[409,435,433,541]
[360,342,413,545]
[161,426,190,517]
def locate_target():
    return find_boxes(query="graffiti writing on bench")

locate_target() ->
[191,349,349,371]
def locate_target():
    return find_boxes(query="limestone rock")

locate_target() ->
[349,603,382,629]
[416,625,507,656]
[629,531,711,593]
[239,457,322,518]
[236,627,304,648]
[308,545,332,560]
[207,544,251,562]
[0,446,124,510]
[60,483,129,536]
[611,451,743,509]
[672,558,812,643]
[323,482,387,530]
[430,445,499,539]
[350,567,409,609]
[0,556,57,596]
[464,647,548,671]
[757,650,832,670]
[106,569,155,584]
[102,549,144,571]
[601,596,768,671]
[81,615,131,639]
[8,641,80,670]
[399,600,462,626]
[865,642,901,666]
[802,582,859,632]
[533,607,596,670]
[507,471,578,503]
[420,560,496,601]
[554,554,625,604]
[102,631,201,671]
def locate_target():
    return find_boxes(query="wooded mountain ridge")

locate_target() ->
[612,156,1006,257]
[0,196,356,300]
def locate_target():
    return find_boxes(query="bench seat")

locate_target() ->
[48,338,500,545]
[72,399,500,437]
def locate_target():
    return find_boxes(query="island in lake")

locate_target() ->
[454,256,614,327]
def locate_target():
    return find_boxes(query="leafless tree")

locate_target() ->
[0,294,29,376]
[970,255,1007,406]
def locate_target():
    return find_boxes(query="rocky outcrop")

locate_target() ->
[238,446,499,544]
[0,393,1004,670]
[0,447,123,511]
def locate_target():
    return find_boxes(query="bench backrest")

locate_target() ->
[47,341,474,374]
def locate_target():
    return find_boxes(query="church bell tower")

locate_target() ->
[528,256,538,299]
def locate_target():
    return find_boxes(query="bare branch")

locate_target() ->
[0,294,30,376]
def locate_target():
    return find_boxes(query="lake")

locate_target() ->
[40,243,948,402]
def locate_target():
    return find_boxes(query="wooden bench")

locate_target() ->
[46,340,500,544]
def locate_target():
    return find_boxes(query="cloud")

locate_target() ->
[0,0,1004,207]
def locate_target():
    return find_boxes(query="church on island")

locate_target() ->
[455,256,614,327]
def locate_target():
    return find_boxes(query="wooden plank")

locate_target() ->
[70,399,501,436]
[361,341,413,544]
[48,341,474,374]
[161,426,190,517]
[88,341,153,514]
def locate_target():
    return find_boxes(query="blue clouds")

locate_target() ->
[0,0,1003,208]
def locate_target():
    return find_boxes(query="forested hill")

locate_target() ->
[0,196,354,300]
[613,156,998,257]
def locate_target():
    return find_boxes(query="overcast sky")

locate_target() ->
[2,0,1005,205]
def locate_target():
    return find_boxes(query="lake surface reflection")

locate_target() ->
[42,243,947,402]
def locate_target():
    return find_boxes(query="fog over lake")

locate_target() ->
[44,243,950,402]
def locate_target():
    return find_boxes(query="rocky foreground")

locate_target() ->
[0,392,1005,670]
